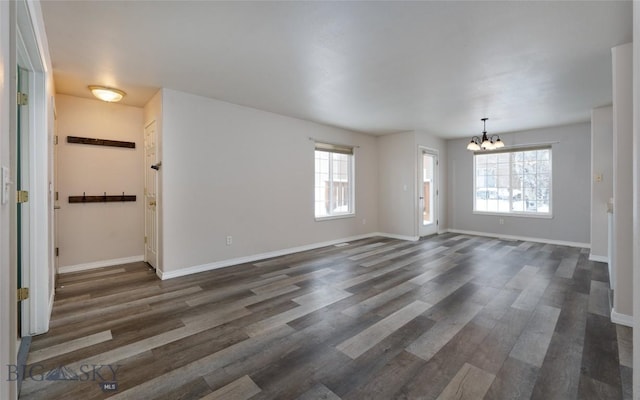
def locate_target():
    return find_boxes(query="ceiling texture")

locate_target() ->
[40,1,632,138]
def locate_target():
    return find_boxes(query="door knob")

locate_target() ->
[149,201,156,206]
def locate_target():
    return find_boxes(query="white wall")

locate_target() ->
[611,43,633,321]
[56,95,144,270]
[378,132,416,238]
[377,130,448,239]
[590,106,613,260]
[160,88,379,275]
[447,122,591,245]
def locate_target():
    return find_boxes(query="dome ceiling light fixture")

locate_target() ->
[467,118,504,151]
[88,85,126,103]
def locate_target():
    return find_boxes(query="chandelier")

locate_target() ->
[467,118,504,151]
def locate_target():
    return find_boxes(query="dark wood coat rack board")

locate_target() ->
[67,135,135,149]
[69,193,136,203]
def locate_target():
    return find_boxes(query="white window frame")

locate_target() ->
[314,143,355,221]
[472,146,553,218]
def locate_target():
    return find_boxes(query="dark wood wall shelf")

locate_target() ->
[67,136,135,149]
[69,193,137,203]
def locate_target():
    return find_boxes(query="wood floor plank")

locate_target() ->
[484,356,539,400]
[509,304,561,367]
[511,276,551,311]
[245,287,351,337]
[406,301,482,361]
[505,265,539,290]
[201,375,261,400]
[109,325,295,400]
[26,330,112,364]
[399,320,493,400]
[252,268,334,294]
[49,286,202,327]
[337,300,431,359]
[530,333,583,400]
[342,281,418,318]
[435,362,495,400]
[587,280,611,317]
[616,325,633,368]
[555,256,579,279]
[580,313,623,390]
[468,307,532,374]
[296,383,341,400]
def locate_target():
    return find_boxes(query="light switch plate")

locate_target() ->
[1,166,10,205]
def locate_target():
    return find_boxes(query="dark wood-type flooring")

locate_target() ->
[20,233,632,399]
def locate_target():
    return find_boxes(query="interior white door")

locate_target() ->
[418,148,438,237]
[144,121,158,268]
[17,65,31,336]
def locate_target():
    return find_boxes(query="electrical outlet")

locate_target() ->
[362,218,367,225]
[226,236,232,246]
[499,218,504,225]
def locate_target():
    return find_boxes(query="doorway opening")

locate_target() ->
[144,121,158,269]
[418,147,438,237]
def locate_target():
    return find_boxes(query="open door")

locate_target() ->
[418,147,438,237]
[16,65,30,337]
[144,121,158,268]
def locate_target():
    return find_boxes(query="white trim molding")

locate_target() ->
[588,253,609,263]
[378,232,420,242]
[446,229,590,248]
[58,255,145,274]
[158,232,422,280]
[159,233,375,280]
[611,308,633,327]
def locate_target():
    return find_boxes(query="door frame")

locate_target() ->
[16,0,52,336]
[417,146,439,237]
[144,120,158,269]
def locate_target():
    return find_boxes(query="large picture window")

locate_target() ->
[474,147,552,216]
[314,142,354,219]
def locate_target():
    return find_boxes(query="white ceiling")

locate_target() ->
[40,1,632,138]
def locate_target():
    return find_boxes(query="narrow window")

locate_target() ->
[314,142,354,219]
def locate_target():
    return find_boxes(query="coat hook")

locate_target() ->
[122,191,125,201]
[82,192,86,202]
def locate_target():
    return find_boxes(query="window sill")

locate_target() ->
[315,213,356,222]
[472,211,553,219]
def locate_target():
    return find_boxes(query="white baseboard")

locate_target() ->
[446,229,590,249]
[376,232,420,242]
[159,233,379,280]
[43,289,55,334]
[611,308,633,327]
[588,253,609,263]
[58,255,145,274]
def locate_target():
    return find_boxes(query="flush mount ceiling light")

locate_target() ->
[466,118,504,151]
[88,85,126,103]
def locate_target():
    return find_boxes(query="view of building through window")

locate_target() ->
[474,148,551,215]
[314,149,354,218]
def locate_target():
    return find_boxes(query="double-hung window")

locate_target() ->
[314,142,354,219]
[473,147,552,216]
